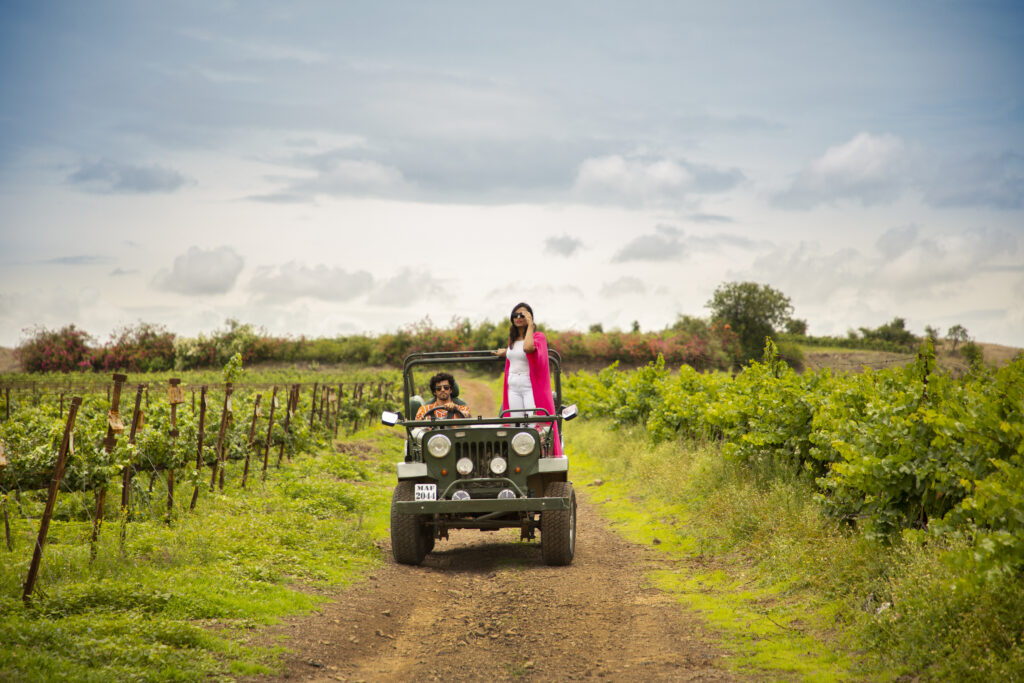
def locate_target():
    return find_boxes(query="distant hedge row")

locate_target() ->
[14,318,749,373]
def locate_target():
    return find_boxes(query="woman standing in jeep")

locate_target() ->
[494,302,563,456]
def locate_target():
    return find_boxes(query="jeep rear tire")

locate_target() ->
[391,481,428,565]
[541,481,576,566]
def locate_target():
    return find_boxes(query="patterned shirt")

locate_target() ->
[415,399,471,420]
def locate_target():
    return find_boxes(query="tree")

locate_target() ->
[858,317,917,347]
[631,320,641,333]
[946,324,970,351]
[706,281,794,361]
[785,318,808,335]
[671,314,709,336]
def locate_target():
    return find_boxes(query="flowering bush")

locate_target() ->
[91,322,176,372]
[15,325,94,372]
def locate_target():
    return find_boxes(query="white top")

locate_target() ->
[507,339,529,374]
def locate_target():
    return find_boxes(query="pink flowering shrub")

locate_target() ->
[91,322,176,372]
[15,325,94,373]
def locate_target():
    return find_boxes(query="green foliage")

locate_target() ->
[960,340,984,366]
[222,352,245,384]
[706,281,794,361]
[777,332,914,354]
[784,318,808,335]
[566,342,1024,582]
[0,407,399,680]
[857,317,918,348]
[571,415,1024,680]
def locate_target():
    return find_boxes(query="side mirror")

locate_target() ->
[381,411,400,427]
[561,404,579,421]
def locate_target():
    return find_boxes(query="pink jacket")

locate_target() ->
[500,331,563,456]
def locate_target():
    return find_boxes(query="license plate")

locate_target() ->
[414,484,437,501]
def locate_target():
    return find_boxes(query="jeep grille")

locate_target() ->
[455,440,510,477]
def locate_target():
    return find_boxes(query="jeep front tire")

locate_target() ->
[391,481,428,565]
[541,481,576,566]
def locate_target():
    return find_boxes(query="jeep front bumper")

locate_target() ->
[394,496,570,515]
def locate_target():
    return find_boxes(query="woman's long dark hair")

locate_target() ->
[507,302,534,348]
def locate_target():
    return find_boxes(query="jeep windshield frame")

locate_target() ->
[400,349,565,427]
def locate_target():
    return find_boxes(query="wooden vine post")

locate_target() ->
[23,396,82,603]
[335,384,343,438]
[262,386,278,478]
[241,393,262,489]
[190,386,207,511]
[119,383,146,551]
[324,388,333,436]
[308,382,319,430]
[167,379,184,523]
[212,382,233,492]
[277,386,292,467]
[120,384,146,514]
[1,441,10,551]
[93,374,127,556]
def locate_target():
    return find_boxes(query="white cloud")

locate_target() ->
[875,224,920,259]
[749,226,1019,304]
[44,255,111,266]
[152,246,245,296]
[545,235,584,257]
[774,133,907,208]
[67,159,190,194]
[253,155,413,202]
[573,155,742,206]
[600,277,647,297]
[612,224,684,262]
[367,269,444,307]
[248,262,373,303]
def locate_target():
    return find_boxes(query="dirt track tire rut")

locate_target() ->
[250,491,735,682]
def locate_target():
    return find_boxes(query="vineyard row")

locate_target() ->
[0,372,400,602]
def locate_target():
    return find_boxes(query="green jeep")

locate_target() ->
[381,349,579,566]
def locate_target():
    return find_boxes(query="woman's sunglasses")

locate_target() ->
[512,312,527,320]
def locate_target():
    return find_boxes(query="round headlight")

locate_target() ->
[490,457,507,475]
[498,488,516,499]
[452,490,471,501]
[456,457,474,475]
[426,433,451,458]
[511,431,535,456]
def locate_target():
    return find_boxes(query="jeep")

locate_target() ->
[381,349,578,566]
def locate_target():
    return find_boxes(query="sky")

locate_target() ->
[1,1,1023,349]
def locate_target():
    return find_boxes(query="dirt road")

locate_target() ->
[256,497,733,682]
[251,378,734,682]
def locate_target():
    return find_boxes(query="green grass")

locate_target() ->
[0,426,400,682]
[567,419,1024,681]
[568,420,866,680]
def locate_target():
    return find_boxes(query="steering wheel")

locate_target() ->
[423,404,464,421]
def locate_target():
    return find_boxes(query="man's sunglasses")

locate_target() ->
[435,384,452,391]
[512,312,527,319]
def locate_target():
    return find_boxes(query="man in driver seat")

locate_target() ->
[415,372,472,420]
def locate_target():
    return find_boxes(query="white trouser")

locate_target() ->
[507,372,535,417]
